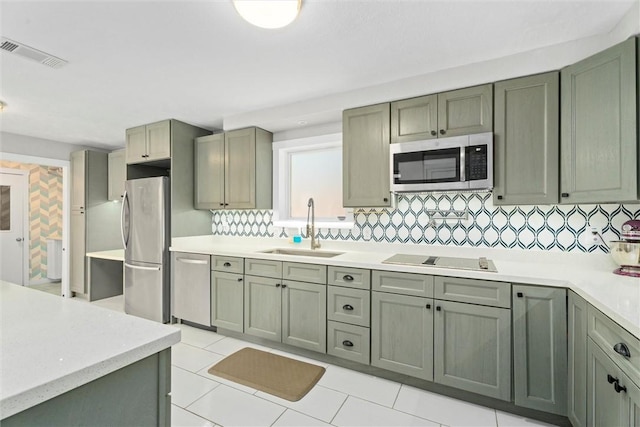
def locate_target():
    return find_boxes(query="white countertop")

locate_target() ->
[86,249,124,262]
[0,282,180,419]
[171,235,640,339]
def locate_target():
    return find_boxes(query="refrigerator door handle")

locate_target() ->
[124,263,161,271]
[121,190,129,249]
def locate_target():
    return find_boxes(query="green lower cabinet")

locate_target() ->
[512,285,567,416]
[211,271,244,332]
[568,291,588,427]
[371,292,434,381]
[433,300,511,401]
[281,280,327,353]
[244,275,282,341]
[587,339,640,426]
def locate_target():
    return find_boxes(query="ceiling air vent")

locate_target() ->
[0,37,68,69]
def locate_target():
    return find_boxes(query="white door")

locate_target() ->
[0,170,28,285]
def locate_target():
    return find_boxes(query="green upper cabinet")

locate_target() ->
[493,72,559,205]
[194,127,272,210]
[390,84,493,143]
[512,285,567,416]
[437,84,493,137]
[125,120,171,164]
[194,134,225,209]
[343,103,391,207]
[390,94,438,143]
[560,37,638,204]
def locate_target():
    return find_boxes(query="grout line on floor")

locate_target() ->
[328,393,349,425]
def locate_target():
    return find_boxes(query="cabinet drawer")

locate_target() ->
[212,256,244,274]
[434,276,511,308]
[327,321,370,365]
[283,262,326,284]
[327,286,370,327]
[588,305,640,383]
[328,266,371,289]
[372,270,433,297]
[244,258,282,279]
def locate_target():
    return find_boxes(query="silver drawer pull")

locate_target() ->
[177,258,208,265]
[342,304,354,311]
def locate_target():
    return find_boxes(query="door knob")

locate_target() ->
[16,237,23,242]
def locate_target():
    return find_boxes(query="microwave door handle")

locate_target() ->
[460,146,466,182]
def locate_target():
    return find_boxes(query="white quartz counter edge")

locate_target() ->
[86,249,124,262]
[170,239,640,340]
[0,282,180,419]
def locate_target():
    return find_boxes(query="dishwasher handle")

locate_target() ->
[176,258,209,265]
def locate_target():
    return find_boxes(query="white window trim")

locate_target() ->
[272,132,354,230]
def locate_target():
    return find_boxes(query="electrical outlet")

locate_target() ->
[580,226,601,247]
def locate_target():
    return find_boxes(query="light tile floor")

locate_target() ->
[92,295,559,427]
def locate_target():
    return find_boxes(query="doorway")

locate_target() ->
[0,169,28,285]
[0,155,69,297]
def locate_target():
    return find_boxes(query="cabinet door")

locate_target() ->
[125,125,147,164]
[437,84,493,137]
[493,72,559,205]
[70,150,86,211]
[568,291,588,427]
[433,300,511,401]
[70,211,86,293]
[587,339,629,426]
[560,38,637,203]
[194,134,225,209]
[281,280,327,353]
[371,292,433,380]
[211,271,244,332]
[171,252,211,326]
[146,120,171,161]
[244,275,281,341]
[513,285,567,415]
[225,128,256,209]
[342,103,391,207]
[391,94,438,143]
[108,150,126,202]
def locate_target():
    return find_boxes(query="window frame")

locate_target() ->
[272,132,353,229]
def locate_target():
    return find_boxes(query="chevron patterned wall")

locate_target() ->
[211,192,640,253]
[0,161,63,282]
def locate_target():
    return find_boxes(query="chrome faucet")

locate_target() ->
[306,197,321,250]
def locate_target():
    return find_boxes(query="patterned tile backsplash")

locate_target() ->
[211,192,640,253]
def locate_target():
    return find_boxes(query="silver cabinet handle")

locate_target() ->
[16,237,23,242]
[176,258,208,265]
[124,263,161,271]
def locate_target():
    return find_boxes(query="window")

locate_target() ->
[272,133,353,229]
[0,185,10,231]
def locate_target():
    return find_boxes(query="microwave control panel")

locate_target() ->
[465,145,488,181]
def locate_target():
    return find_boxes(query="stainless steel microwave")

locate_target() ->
[390,132,493,192]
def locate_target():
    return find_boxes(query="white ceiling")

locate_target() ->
[0,0,637,149]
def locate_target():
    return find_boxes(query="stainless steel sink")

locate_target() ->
[260,248,344,258]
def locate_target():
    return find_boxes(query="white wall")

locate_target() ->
[0,132,101,161]
[236,1,640,138]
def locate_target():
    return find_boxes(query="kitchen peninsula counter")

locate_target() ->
[171,235,640,339]
[0,281,180,423]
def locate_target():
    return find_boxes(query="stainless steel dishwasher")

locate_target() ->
[171,252,211,326]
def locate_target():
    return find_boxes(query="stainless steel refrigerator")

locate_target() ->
[121,177,170,323]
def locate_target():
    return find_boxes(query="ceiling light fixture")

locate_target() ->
[233,0,301,29]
